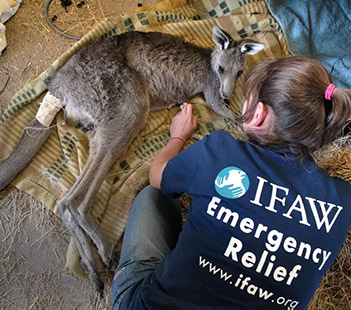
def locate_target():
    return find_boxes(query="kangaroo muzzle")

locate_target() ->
[220,79,235,100]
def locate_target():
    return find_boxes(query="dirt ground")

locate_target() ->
[0,0,158,309]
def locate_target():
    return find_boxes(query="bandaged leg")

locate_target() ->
[35,92,63,127]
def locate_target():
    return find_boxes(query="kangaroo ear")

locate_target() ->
[212,26,231,50]
[240,41,265,55]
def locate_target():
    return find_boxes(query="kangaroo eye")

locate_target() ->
[237,70,243,77]
[218,66,225,74]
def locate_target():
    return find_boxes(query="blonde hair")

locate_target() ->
[238,56,351,158]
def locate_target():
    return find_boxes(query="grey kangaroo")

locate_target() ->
[0,26,264,293]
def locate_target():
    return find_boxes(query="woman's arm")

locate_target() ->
[149,102,198,189]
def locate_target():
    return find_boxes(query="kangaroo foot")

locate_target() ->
[57,201,105,294]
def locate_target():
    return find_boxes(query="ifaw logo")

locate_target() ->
[215,167,250,199]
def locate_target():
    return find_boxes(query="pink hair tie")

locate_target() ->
[325,84,336,100]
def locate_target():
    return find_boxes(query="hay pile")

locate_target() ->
[0,187,112,309]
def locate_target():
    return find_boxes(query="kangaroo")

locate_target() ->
[0,26,264,293]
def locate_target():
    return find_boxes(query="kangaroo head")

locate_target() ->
[211,26,264,101]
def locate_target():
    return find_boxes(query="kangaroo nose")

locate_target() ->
[220,90,230,100]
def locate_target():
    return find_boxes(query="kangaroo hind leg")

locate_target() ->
[58,109,149,281]
[57,202,104,294]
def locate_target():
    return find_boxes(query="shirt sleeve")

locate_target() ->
[161,136,206,198]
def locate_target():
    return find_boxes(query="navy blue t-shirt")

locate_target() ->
[126,130,351,310]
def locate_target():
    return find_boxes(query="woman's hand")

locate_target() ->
[149,102,198,189]
[170,102,198,141]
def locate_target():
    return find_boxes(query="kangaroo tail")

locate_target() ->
[0,118,51,191]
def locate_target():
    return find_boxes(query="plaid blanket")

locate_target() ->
[0,0,290,279]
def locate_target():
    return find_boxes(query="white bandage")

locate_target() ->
[35,92,63,127]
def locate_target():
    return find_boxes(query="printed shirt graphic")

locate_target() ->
[215,166,250,199]
[127,130,351,310]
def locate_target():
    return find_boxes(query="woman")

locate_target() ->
[111,56,351,309]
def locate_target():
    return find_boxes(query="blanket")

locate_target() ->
[0,0,290,279]
[265,0,351,89]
